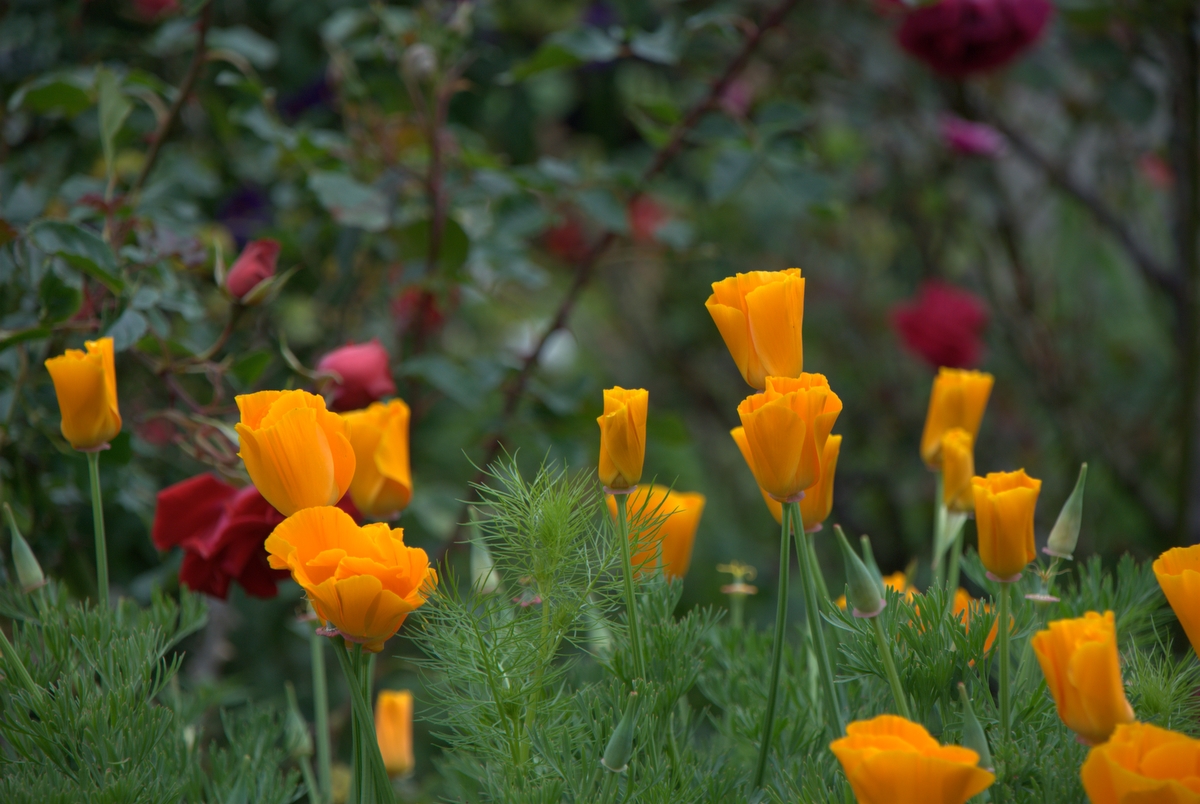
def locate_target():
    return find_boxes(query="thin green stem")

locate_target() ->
[331,639,394,804]
[729,593,744,629]
[933,473,946,586]
[946,528,964,595]
[299,754,320,804]
[310,626,332,804]
[615,495,647,680]
[997,582,1012,743]
[871,615,911,719]
[792,503,844,739]
[751,502,792,789]
[86,451,109,609]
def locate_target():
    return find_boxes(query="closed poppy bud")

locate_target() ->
[605,484,705,579]
[236,390,356,517]
[342,400,413,518]
[265,506,437,652]
[835,527,884,618]
[375,690,414,778]
[830,714,994,804]
[1152,545,1200,659]
[1031,611,1135,745]
[705,269,805,390]
[44,337,122,451]
[1045,463,1088,559]
[1080,722,1200,804]
[737,375,842,501]
[317,340,397,413]
[972,469,1040,580]
[225,238,279,301]
[940,429,975,513]
[597,387,648,490]
[920,368,994,467]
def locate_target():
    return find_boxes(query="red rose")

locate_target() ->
[543,216,590,263]
[152,474,362,599]
[891,280,989,369]
[896,0,1053,78]
[316,339,397,412]
[225,238,280,300]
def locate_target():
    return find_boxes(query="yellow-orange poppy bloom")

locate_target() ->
[731,428,841,531]
[1153,545,1200,659]
[830,714,995,804]
[705,268,805,390]
[940,429,975,513]
[606,484,705,579]
[1031,611,1135,746]
[737,374,842,501]
[597,387,648,490]
[920,369,994,468]
[236,390,356,516]
[952,588,1000,654]
[375,690,414,778]
[838,572,912,610]
[342,399,413,518]
[1081,722,1200,804]
[44,337,122,451]
[972,470,1040,580]
[265,506,436,652]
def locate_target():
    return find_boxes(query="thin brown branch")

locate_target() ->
[974,103,1180,297]
[437,0,804,557]
[130,2,214,197]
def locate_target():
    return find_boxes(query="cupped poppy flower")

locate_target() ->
[972,469,1040,580]
[893,281,989,372]
[236,389,356,517]
[830,714,995,804]
[265,505,437,652]
[736,374,842,501]
[1153,545,1200,659]
[342,399,413,518]
[605,484,706,579]
[732,427,841,531]
[1081,721,1200,804]
[706,269,805,390]
[597,387,648,491]
[1032,611,1135,746]
[44,337,122,451]
[151,473,362,599]
[317,340,397,413]
[920,367,994,467]
[896,0,1054,78]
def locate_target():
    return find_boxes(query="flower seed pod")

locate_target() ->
[1045,463,1087,560]
[859,534,886,596]
[5,505,45,594]
[835,526,884,618]
[601,691,640,773]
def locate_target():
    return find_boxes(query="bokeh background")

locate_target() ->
[2,0,1196,793]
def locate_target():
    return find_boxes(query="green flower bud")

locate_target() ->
[835,526,885,618]
[859,533,886,596]
[957,682,994,773]
[1045,463,1088,560]
[601,691,640,773]
[5,504,45,594]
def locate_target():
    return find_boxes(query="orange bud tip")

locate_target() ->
[986,571,1023,584]
[603,485,639,496]
[852,599,887,619]
[1025,593,1060,603]
[768,490,806,503]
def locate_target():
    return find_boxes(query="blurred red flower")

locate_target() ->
[896,0,1053,78]
[152,474,362,599]
[629,195,668,243]
[892,280,988,369]
[543,216,590,263]
[134,0,179,20]
[225,238,279,300]
[392,287,446,340]
[940,115,1005,157]
[317,339,397,412]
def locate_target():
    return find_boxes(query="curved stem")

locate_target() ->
[86,451,108,609]
[615,495,647,680]
[872,615,911,719]
[792,503,844,739]
[751,502,791,789]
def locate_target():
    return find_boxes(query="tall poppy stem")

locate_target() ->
[871,615,911,719]
[86,451,108,609]
[331,638,394,804]
[791,502,844,740]
[614,494,647,680]
[751,501,792,789]
[310,624,333,803]
[997,581,1013,742]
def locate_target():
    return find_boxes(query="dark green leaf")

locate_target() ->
[707,145,757,203]
[106,309,148,352]
[231,350,273,387]
[208,27,280,69]
[308,172,389,232]
[27,221,125,293]
[8,72,92,117]
[396,219,470,273]
[576,188,630,234]
[0,326,52,352]
[96,68,132,175]
[39,273,82,324]
[630,23,680,65]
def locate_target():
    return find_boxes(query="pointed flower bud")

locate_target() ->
[835,526,885,618]
[1045,463,1087,560]
[601,691,640,773]
[5,505,45,593]
[957,682,994,773]
[284,682,314,759]
[859,534,886,596]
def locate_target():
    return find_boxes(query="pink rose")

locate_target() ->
[316,339,397,412]
[225,239,280,300]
